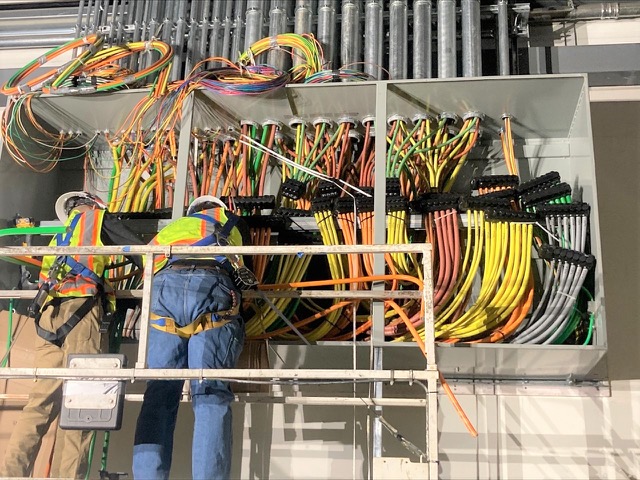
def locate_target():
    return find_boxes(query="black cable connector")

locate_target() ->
[317,181,341,200]
[272,207,313,218]
[220,195,276,210]
[386,197,408,213]
[311,198,334,213]
[480,188,518,201]
[521,183,571,207]
[386,178,401,196]
[517,171,561,196]
[356,196,374,213]
[538,245,596,270]
[536,202,591,218]
[335,197,357,214]
[410,193,461,213]
[243,215,286,230]
[471,175,519,190]
[484,208,537,223]
[280,178,306,200]
[459,195,512,211]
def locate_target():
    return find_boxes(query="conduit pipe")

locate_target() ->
[197,0,211,68]
[341,0,360,70]
[183,0,199,75]
[438,0,456,78]
[462,0,482,76]
[364,0,383,79]
[497,0,510,75]
[245,0,263,51]
[317,0,338,68]
[221,0,234,63]
[170,0,188,81]
[529,1,640,21]
[268,0,289,71]
[208,0,223,66]
[389,0,408,79]
[230,0,246,63]
[294,0,314,67]
[413,0,432,78]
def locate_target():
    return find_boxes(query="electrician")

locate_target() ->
[133,195,253,480]
[1,191,143,479]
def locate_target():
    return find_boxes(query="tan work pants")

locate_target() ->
[1,297,101,480]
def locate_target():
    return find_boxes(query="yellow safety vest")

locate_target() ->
[150,208,244,274]
[40,209,115,309]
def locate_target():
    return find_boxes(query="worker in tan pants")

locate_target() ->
[3,297,101,478]
[1,191,143,479]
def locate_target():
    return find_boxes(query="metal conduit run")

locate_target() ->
[340,0,360,71]
[497,0,510,76]
[7,0,600,78]
[461,0,482,77]
[364,0,383,79]
[438,0,457,78]
[389,0,408,80]
[413,0,432,79]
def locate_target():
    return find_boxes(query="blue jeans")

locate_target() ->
[132,266,245,480]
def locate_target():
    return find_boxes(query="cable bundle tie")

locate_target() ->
[269,36,279,48]
[556,291,577,301]
[17,84,31,95]
[144,40,153,53]
[246,49,255,66]
[434,210,458,222]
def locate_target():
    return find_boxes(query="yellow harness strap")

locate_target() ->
[150,305,239,339]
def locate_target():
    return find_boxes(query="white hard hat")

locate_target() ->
[186,195,227,216]
[55,191,107,222]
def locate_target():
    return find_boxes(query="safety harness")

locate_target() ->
[150,212,242,339]
[33,215,112,347]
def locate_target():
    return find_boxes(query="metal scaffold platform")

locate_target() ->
[0,243,439,479]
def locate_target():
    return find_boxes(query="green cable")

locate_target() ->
[389,119,422,177]
[583,312,595,345]
[302,123,341,181]
[0,226,65,238]
[2,298,14,368]
[101,431,111,472]
[385,121,402,176]
[107,146,122,206]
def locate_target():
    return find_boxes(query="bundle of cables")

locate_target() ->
[237,33,324,82]
[1,34,172,96]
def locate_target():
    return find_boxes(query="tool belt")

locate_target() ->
[150,304,240,339]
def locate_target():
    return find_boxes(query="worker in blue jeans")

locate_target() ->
[133,196,251,480]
